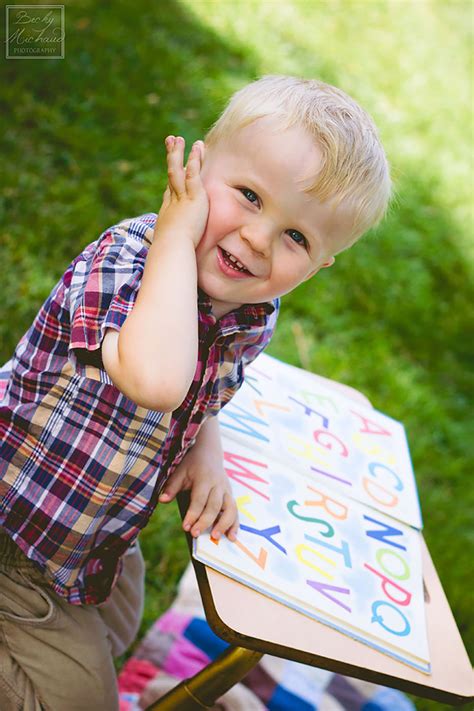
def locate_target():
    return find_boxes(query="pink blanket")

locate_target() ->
[118,564,416,710]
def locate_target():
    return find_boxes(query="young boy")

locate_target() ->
[0,75,391,710]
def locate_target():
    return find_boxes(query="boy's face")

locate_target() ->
[196,117,351,319]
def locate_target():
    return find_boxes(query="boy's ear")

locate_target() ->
[304,256,335,281]
[322,256,335,268]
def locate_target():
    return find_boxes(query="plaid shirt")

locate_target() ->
[0,213,279,605]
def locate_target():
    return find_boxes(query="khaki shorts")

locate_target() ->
[0,530,145,711]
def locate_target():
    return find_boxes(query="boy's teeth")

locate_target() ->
[223,249,248,272]
[229,254,244,269]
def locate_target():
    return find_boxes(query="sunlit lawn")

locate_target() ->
[1,2,472,709]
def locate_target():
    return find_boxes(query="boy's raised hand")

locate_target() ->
[154,136,209,248]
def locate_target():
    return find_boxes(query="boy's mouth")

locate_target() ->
[219,247,253,276]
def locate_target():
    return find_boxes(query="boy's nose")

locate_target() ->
[239,223,273,258]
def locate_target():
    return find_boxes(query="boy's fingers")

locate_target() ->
[184,143,201,183]
[161,185,171,209]
[159,467,186,503]
[185,143,207,201]
[164,136,175,198]
[211,493,239,541]
[166,135,186,197]
[197,140,205,162]
[184,486,222,536]
[181,482,209,530]
[226,522,240,542]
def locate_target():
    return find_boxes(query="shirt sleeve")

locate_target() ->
[68,223,148,380]
[203,298,280,422]
[240,297,280,367]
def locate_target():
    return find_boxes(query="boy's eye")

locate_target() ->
[287,229,308,248]
[240,188,259,205]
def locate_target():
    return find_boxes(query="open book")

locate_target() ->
[193,353,430,673]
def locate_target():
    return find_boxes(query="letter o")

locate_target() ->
[376,548,410,581]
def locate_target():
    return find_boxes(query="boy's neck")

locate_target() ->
[208,297,244,320]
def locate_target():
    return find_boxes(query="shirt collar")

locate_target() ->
[197,287,276,334]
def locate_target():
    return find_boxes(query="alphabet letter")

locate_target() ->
[363,514,407,551]
[368,462,403,492]
[306,580,352,613]
[364,564,412,606]
[351,411,392,436]
[371,601,411,637]
[363,477,399,508]
[305,533,352,569]
[376,548,410,581]
[224,451,270,501]
[295,544,335,581]
[287,501,334,537]
[305,486,348,521]
[240,524,287,555]
[288,396,329,429]
[313,430,349,458]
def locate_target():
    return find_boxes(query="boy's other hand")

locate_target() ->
[158,442,239,543]
[154,136,209,248]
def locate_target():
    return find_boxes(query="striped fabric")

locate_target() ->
[0,213,279,605]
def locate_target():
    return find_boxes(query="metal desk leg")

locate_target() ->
[146,645,263,710]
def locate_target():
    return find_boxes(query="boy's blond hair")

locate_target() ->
[205,75,391,247]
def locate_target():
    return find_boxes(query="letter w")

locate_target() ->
[223,451,270,501]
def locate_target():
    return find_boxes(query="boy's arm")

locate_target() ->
[102,137,208,411]
[159,414,239,541]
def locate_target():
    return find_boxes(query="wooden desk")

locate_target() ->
[190,534,473,706]
[150,374,473,709]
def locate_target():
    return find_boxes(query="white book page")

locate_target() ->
[194,436,430,672]
[218,353,422,529]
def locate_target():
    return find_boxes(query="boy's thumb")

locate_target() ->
[158,469,184,503]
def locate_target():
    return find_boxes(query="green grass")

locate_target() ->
[1,2,472,709]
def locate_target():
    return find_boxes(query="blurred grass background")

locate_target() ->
[1,1,472,708]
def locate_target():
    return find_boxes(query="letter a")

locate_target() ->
[351,411,392,436]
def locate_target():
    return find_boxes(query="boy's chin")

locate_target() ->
[209,297,245,320]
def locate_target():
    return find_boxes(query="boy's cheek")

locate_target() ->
[203,190,242,244]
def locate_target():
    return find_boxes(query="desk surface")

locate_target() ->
[192,535,473,705]
[187,369,473,705]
